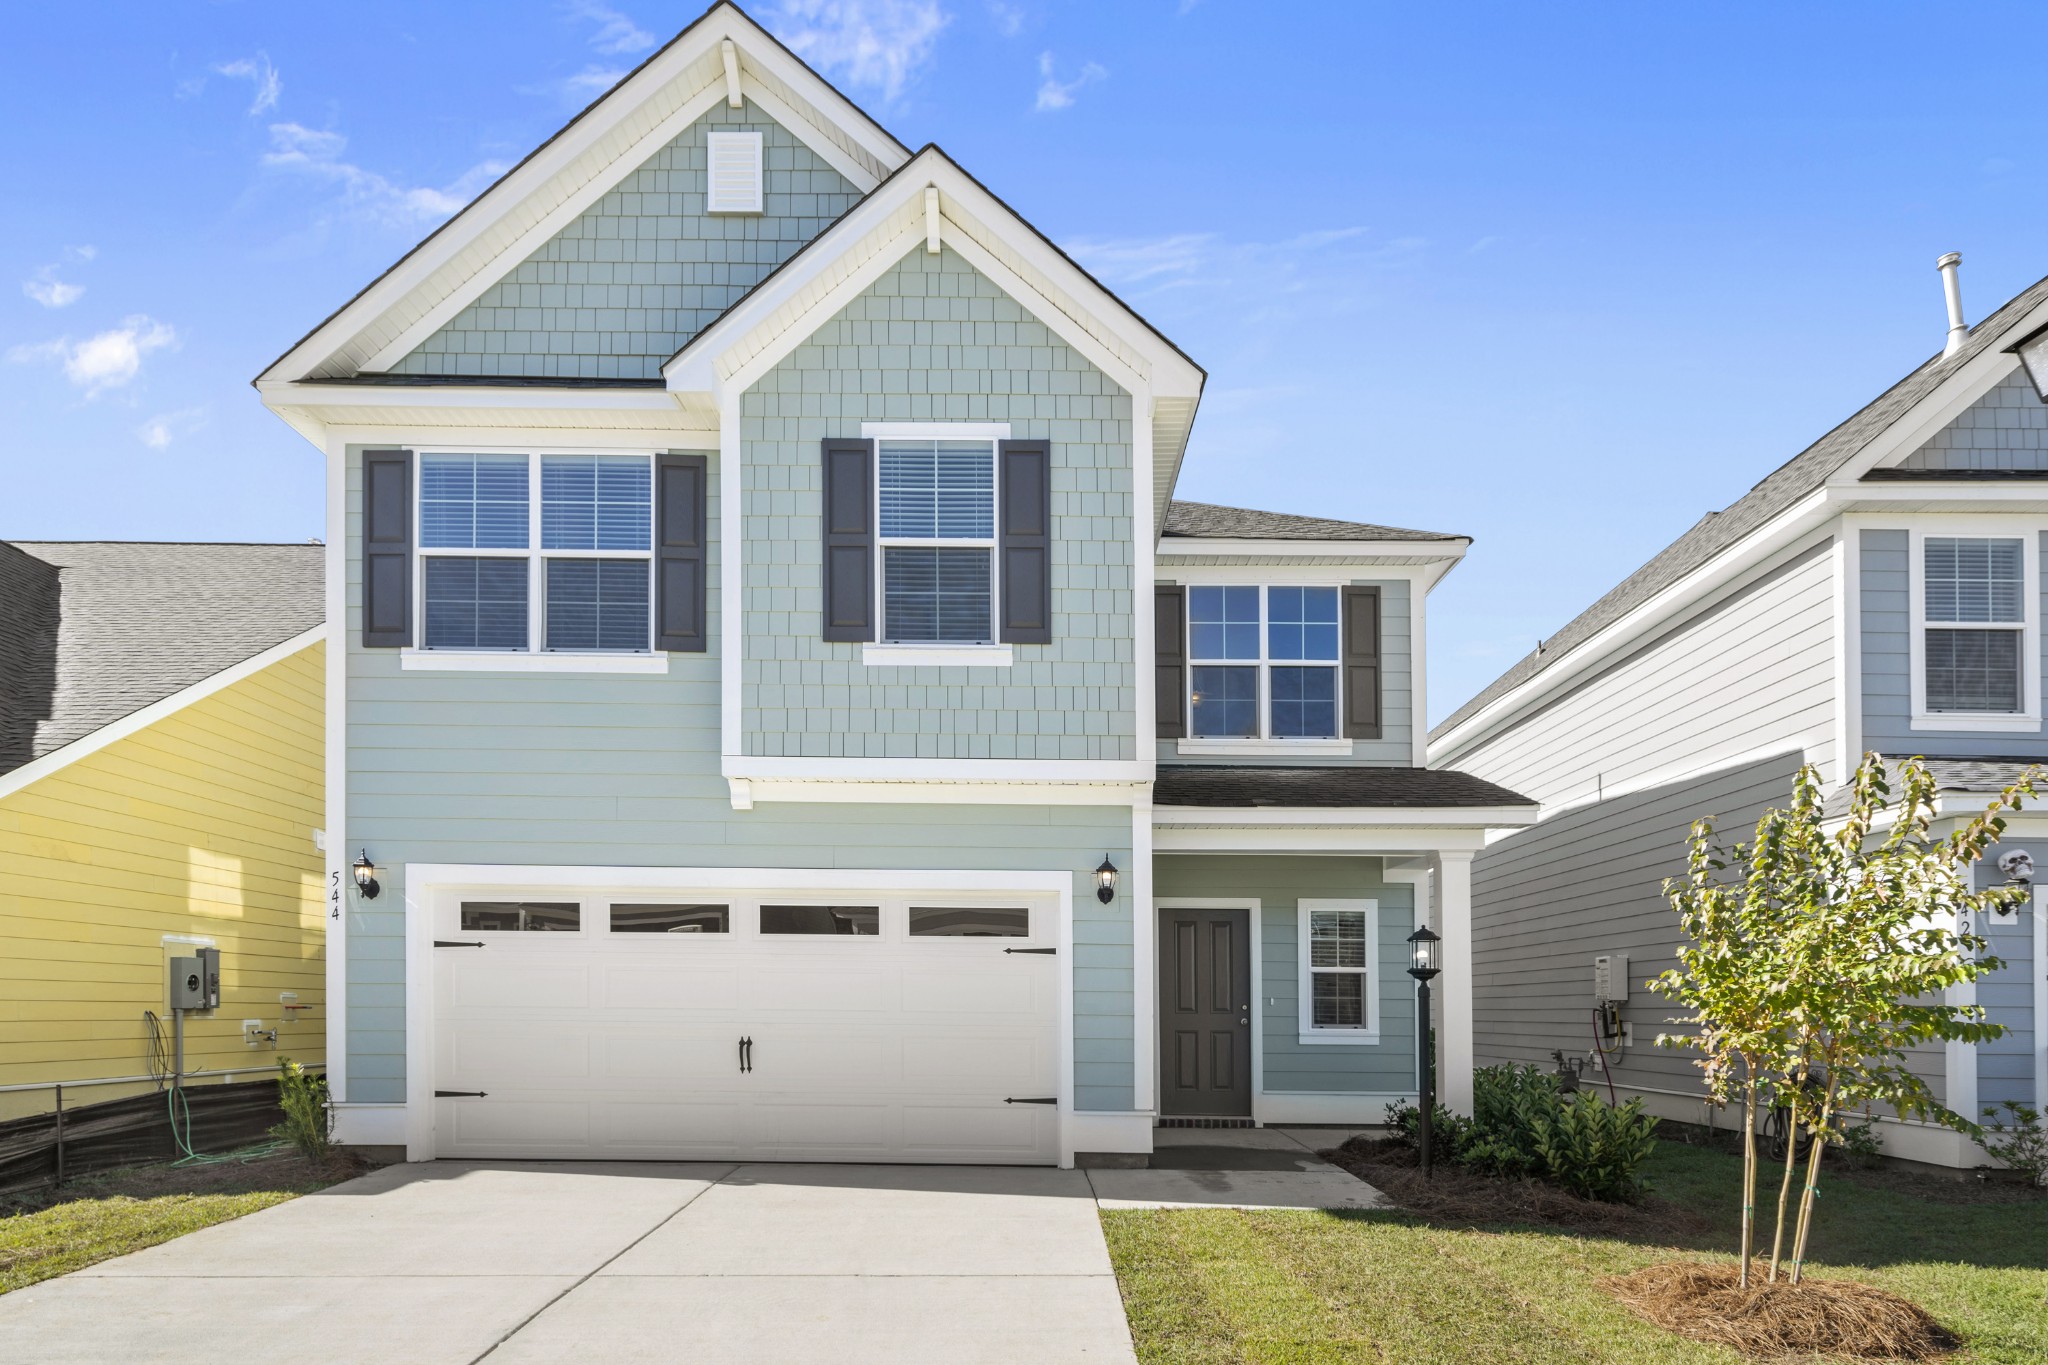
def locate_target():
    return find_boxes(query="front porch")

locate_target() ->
[1144,765,1537,1129]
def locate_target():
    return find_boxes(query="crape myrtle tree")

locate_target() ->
[1654,755,2034,1286]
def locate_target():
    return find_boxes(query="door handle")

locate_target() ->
[741,1036,753,1073]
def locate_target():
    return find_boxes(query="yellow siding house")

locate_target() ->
[0,541,325,1119]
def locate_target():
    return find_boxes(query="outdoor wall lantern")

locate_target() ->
[1407,924,1442,1178]
[2013,322,2048,403]
[1095,856,1119,904]
[352,850,381,900]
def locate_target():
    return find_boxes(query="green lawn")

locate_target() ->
[1102,1141,2048,1364]
[0,1153,352,1294]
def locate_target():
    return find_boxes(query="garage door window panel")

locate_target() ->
[908,906,1030,937]
[761,904,880,936]
[609,903,730,934]
[460,901,581,932]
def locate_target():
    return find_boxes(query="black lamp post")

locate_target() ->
[1407,924,1441,1178]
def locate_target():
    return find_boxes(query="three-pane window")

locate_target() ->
[1189,586,1341,738]
[1923,537,2027,714]
[878,440,995,643]
[418,452,654,653]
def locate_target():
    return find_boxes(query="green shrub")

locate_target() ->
[1382,1098,1469,1168]
[1461,1064,1561,1179]
[272,1059,332,1162]
[1528,1092,1659,1202]
[1981,1102,2048,1187]
[1837,1115,1885,1169]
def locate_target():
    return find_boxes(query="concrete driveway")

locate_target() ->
[0,1162,1137,1365]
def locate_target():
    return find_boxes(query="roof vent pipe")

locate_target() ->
[1938,252,1968,358]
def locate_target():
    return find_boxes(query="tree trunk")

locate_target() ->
[1788,1096,1835,1284]
[1739,1079,1758,1289]
[1767,1065,1809,1282]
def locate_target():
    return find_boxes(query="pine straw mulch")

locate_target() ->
[1604,1262,1959,1361]
[1320,1136,1709,1240]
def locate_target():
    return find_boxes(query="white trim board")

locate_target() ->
[0,625,327,804]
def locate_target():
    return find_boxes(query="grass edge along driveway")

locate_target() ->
[1101,1141,2048,1365]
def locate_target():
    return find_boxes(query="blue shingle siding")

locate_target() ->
[738,245,1137,760]
[1974,863,2039,1112]
[1897,370,2048,471]
[1154,855,1418,1095]
[1860,528,2048,756]
[393,103,860,380]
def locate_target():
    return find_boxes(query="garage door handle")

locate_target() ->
[435,1090,487,1098]
[1003,947,1057,955]
[1004,1096,1057,1105]
[434,940,486,948]
[739,1036,752,1074]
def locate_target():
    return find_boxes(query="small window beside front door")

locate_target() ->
[1298,900,1379,1042]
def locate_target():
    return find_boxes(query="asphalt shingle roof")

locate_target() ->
[1163,500,1464,544]
[1822,755,2048,818]
[1434,272,2048,742]
[0,542,323,776]
[1155,764,1534,809]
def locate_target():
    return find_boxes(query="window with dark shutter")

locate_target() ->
[656,453,708,652]
[821,439,875,642]
[1341,586,1382,739]
[362,449,413,648]
[997,440,1051,645]
[1155,584,1186,738]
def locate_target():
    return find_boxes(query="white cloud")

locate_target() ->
[1065,227,1420,333]
[213,53,282,114]
[568,0,657,55]
[262,123,509,228]
[137,406,209,450]
[768,1,949,104]
[1034,51,1105,112]
[8,315,179,396]
[566,65,628,99]
[23,266,84,308]
[987,2,1024,38]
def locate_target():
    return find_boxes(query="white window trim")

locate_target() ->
[413,446,660,661]
[861,421,1011,441]
[1907,523,2042,731]
[1298,898,1380,1044]
[861,642,1014,668]
[873,434,1002,647]
[1187,584,1343,741]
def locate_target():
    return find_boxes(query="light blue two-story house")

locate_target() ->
[257,3,1532,1167]
[1434,255,2048,1169]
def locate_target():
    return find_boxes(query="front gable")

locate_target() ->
[1890,369,2048,473]
[391,102,861,381]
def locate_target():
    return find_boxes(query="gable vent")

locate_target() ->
[706,131,764,214]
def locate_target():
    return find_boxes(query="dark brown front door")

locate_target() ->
[1158,907,1252,1117]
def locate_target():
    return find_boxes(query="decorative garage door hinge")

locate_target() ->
[1002,947,1056,955]
[434,1090,488,1098]
[434,940,487,948]
[1003,1096,1057,1105]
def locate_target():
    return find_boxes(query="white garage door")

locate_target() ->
[431,889,1061,1164]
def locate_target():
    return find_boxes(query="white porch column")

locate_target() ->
[1434,849,1477,1114]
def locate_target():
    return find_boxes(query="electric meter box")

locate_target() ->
[1593,952,1630,1007]
[168,947,222,1011]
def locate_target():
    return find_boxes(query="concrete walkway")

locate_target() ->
[0,1132,1388,1363]
[0,1162,1136,1365]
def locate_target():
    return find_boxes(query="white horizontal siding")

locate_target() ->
[1451,537,1837,809]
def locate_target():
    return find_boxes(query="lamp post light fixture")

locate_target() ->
[352,850,381,900]
[1407,924,1442,1178]
[2012,321,2048,403]
[1094,856,1119,905]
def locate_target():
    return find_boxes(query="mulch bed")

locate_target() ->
[1605,1262,1959,1361]
[1320,1136,1707,1241]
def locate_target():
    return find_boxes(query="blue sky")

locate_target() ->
[5,1,2047,723]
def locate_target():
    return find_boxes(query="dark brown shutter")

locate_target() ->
[656,453,708,652]
[1155,584,1186,738]
[361,449,412,648]
[821,438,875,643]
[997,439,1052,645]
[1342,586,1382,739]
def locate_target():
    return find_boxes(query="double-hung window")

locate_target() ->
[418,452,654,654]
[877,440,996,644]
[1917,534,2036,722]
[1189,586,1341,738]
[1298,900,1378,1041]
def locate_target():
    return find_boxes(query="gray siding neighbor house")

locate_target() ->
[1432,259,2048,1169]
[255,2,1532,1167]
